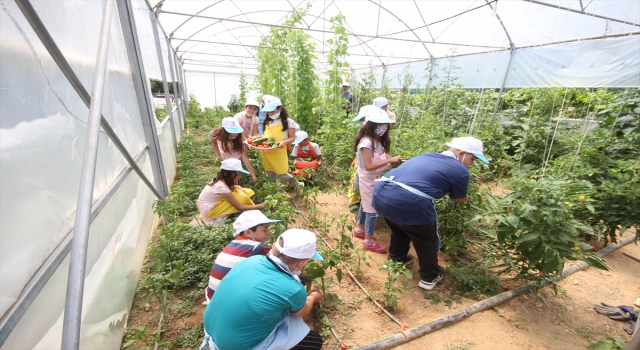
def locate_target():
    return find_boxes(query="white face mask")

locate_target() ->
[268,112,281,120]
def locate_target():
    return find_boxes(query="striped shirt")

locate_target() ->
[206,236,270,300]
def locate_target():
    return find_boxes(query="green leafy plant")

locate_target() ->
[304,247,343,307]
[587,337,628,350]
[378,260,413,311]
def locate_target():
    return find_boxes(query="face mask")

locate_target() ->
[375,124,388,136]
[268,112,280,120]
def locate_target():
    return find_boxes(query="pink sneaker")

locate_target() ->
[362,240,387,253]
[353,229,366,239]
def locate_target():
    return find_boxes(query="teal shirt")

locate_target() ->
[203,255,307,350]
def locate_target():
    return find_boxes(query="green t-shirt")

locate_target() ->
[203,255,307,350]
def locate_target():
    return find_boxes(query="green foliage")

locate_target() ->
[121,325,166,349]
[304,247,344,307]
[478,177,611,283]
[238,71,248,107]
[154,105,168,122]
[378,260,413,311]
[150,79,173,94]
[446,264,498,295]
[227,94,242,113]
[170,322,205,348]
[587,337,627,350]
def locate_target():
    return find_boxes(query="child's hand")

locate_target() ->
[309,291,322,304]
[389,156,402,165]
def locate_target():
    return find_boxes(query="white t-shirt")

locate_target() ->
[357,137,383,170]
[234,111,259,138]
[291,142,321,157]
[196,180,232,226]
[265,118,299,138]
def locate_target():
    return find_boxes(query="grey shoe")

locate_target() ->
[418,274,443,291]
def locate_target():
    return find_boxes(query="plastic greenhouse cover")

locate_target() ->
[2,155,157,349]
[149,0,640,76]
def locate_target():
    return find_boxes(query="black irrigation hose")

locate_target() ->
[289,196,403,326]
[356,234,637,350]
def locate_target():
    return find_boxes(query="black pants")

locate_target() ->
[385,218,442,282]
[290,330,323,350]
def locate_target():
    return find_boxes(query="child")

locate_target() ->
[204,210,281,303]
[353,108,402,253]
[194,159,263,227]
[202,229,324,350]
[209,117,258,181]
[234,98,260,139]
[253,96,302,188]
[291,131,322,177]
[373,96,397,126]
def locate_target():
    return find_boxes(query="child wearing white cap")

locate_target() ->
[194,159,263,227]
[204,210,281,303]
[233,96,260,138]
[252,96,302,188]
[209,117,257,181]
[290,131,322,177]
[373,96,396,125]
[203,229,324,350]
[352,108,402,254]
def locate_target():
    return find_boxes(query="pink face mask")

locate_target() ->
[375,124,388,136]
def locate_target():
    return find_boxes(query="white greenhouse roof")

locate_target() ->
[149,0,640,75]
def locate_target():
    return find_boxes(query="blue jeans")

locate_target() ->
[355,175,377,237]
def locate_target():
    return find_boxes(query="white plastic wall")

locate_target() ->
[0,0,181,348]
[185,71,255,109]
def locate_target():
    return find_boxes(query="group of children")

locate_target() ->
[193,95,322,228]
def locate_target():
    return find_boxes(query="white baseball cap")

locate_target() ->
[262,96,282,112]
[373,97,388,108]
[221,158,250,174]
[245,96,260,108]
[342,82,350,87]
[292,131,309,145]
[233,210,281,236]
[221,117,244,134]
[275,229,323,260]
[364,107,394,124]
[261,94,272,102]
[352,105,374,122]
[445,137,490,164]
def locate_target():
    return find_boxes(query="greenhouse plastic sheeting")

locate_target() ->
[2,155,157,349]
[185,71,255,109]
[159,117,177,188]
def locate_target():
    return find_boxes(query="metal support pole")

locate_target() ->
[181,63,188,118]
[116,0,169,198]
[61,0,114,348]
[15,0,164,201]
[493,45,516,115]
[150,11,178,154]
[167,40,183,132]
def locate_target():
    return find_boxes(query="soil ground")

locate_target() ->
[125,190,640,350]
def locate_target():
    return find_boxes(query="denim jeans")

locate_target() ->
[355,174,377,236]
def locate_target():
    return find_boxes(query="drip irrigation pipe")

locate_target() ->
[356,234,636,350]
[289,197,403,326]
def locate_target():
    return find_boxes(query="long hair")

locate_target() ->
[208,169,238,192]
[353,121,391,154]
[213,126,244,153]
[263,105,290,133]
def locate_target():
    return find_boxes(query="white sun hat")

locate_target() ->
[245,94,260,108]
[292,131,309,145]
[352,105,375,122]
[364,107,394,124]
[373,97,389,108]
[342,82,350,87]
[221,158,250,174]
[233,210,281,236]
[221,117,244,134]
[275,229,323,261]
[262,96,282,112]
[445,137,490,164]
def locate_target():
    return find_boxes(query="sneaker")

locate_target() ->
[353,228,366,239]
[362,240,387,253]
[418,274,443,291]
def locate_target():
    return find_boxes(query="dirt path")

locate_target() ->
[303,192,639,349]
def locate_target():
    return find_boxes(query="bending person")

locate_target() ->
[194,159,263,227]
[372,137,490,291]
[202,229,324,350]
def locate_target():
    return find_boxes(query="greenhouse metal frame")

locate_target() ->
[0,0,638,349]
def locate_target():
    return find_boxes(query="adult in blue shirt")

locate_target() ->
[201,229,324,350]
[372,137,490,291]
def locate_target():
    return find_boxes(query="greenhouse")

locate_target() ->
[0,0,638,349]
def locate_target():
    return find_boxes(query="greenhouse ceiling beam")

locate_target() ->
[61,0,114,347]
[161,10,508,50]
[165,1,222,37]
[332,1,385,66]
[0,148,149,347]
[485,0,514,48]
[523,0,640,27]
[180,50,434,61]
[14,0,165,201]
